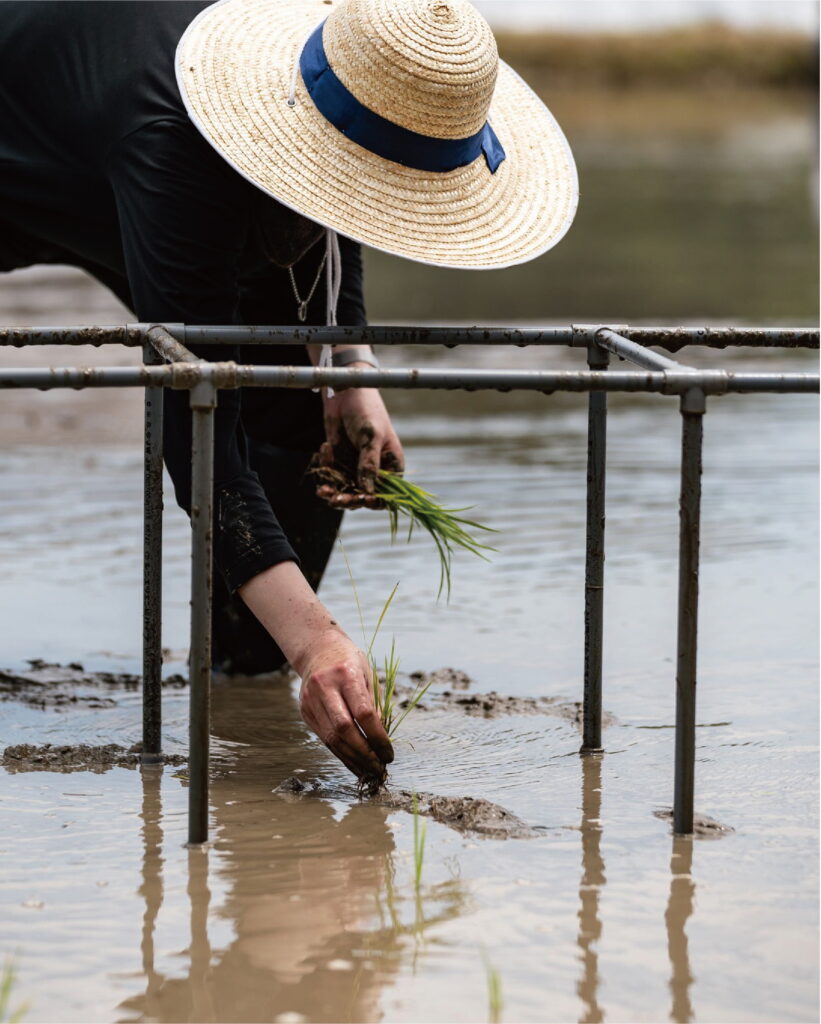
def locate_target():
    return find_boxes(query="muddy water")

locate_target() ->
[0,357,817,1022]
[1,87,819,1022]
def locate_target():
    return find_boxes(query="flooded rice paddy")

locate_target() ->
[0,345,817,1022]
[1,86,818,1022]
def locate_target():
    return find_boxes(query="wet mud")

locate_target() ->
[2,742,186,773]
[653,809,734,839]
[403,668,617,728]
[0,660,186,709]
[274,775,540,839]
[2,661,616,732]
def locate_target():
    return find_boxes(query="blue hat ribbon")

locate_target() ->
[298,21,506,174]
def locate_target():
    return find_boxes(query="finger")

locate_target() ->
[306,695,377,780]
[318,441,335,467]
[357,442,381,494]
[322,690,388,777]
[320,492,384,510]
[381,438,405,474]
[341,676,395,764]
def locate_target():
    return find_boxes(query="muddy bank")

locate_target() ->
[403,667,617,728]
[653,809,734,839]
[2,661,616,733]
[2,742,186,773]
[0,660,186,709]
[275,775,540,839]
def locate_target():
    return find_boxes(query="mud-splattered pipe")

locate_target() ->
[582,340,609,753]
[141,341,165,765]
[674,388,706,835]
[188,381,216,846]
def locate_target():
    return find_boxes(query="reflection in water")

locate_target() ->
[666,839,695,1024]
[138,766,163,1012]
[187,846,215,1024]
[576,753,605,1024]
[121,678,469,1023]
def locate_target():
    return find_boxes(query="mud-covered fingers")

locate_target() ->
[380,434,405,475]
[316,489,384,510]
[356,437,382,495]
[302,696,374,779]
[318,441,335,467]
[342,675,394,765]
[310,684,387,778]
[324,694,387,778]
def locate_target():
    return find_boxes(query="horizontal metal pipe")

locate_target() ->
[170,324,581,347]
[626,326,819,351]
[0,364,817,394]
[0,325,139,347]
[146,324,200,364]
[1,324,816,349]
[595,328,692,372]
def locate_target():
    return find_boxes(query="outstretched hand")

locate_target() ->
[317,384,404,509]
[298,632,395,783]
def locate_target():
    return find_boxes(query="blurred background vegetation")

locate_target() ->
[364,5,819,325]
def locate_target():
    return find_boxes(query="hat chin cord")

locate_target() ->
[288,29,348,399]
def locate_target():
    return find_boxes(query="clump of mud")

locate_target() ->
[410,667,472,691]
[653,809,734,839]
[2,742,186,773]
[401,668,617,729]
[0,660,187,710]
[274,776,539,839]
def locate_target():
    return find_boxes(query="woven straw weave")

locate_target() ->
[177,0,578,269]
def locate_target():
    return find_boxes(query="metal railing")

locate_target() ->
[1,323,818,843]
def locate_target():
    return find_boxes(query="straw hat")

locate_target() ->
[176,0,578,270]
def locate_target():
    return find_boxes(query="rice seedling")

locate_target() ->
[340,546,432,791]
[482,950,503,1023]
[374,470,497,599]
[0,958,28,1024]
[314,463,496,598]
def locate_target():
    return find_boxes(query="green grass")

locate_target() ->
[375,470,496,599]
[0,959,28,1024]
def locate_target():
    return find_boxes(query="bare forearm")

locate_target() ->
[237,560,341,677]
[237,559,394,780]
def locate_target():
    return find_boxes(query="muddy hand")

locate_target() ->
[298,634,394,783]
[318,385,404,509]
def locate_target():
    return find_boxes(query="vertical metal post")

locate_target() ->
[142,342,164,764]
[674,388,706,835]
[582,341,609,752]
[188,381,217,845]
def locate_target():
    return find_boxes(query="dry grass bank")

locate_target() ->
[495,23,817,89]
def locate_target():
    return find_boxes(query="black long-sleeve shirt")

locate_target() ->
[0,1,366,591]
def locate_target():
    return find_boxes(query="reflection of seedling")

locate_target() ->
[0,958,29,1024]
[341,547,432,793]
[314,463,496,598]
[482,950,503,1024]
[412,790,427,893]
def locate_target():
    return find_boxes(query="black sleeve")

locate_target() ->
[107,118,298,592]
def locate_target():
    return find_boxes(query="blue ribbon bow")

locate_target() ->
[299,21,506,174]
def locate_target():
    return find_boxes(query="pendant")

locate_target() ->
[298,301,308,322]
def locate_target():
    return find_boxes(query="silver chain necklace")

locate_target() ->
[288,252,327,322]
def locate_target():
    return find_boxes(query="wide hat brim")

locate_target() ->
[176,0,579,270]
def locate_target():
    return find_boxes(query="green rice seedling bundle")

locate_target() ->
[374,470,496,599]
[314,464,496,598]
